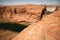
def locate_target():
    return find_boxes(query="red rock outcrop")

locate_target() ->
[12,11,60,40]
[0,5,46,25]
[56,6,60,11]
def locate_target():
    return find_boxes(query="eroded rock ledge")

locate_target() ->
[0,5,46,25]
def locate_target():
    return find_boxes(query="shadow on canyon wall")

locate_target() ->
[0,23,28,32]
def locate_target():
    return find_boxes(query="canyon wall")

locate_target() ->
[0,5,46,25]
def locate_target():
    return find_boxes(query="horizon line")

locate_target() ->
[0,3,60,6]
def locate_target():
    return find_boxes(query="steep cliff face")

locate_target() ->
[0,5,46,25]
[12,11,60,40]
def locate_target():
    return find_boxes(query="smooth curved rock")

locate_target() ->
[12,11,60,40]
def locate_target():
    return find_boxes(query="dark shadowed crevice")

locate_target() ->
[0,23,29,32]
[40,6,46,20]
[14,8,17,14]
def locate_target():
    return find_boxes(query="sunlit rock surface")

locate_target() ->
[0,5,46,25]
[12,11,60,40]
[0,29,18,40]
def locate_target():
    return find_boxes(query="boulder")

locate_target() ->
[12,11,60,40]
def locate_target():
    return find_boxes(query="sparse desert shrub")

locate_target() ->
[14,8,17,14]
[46,11,53,15]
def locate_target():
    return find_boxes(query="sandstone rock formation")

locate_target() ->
[0,29,18,40]
[0,5,46,25]
[12,11,60,40]
[56,6,60,11]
